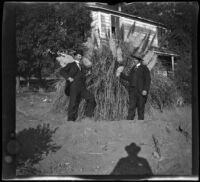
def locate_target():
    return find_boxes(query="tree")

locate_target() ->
[121,2,198,103]
[16,2,92,89]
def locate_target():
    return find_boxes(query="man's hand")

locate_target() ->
[68,77,74,82]
[116,71,121,77]
[142,90,147,96]
[116,66,124,77]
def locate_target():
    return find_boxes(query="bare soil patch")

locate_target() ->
[16,92,192,176]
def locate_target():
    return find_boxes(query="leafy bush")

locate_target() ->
[148,62,179,112]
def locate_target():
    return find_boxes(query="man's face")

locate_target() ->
[74,54,82,62]
[133,58,139,65]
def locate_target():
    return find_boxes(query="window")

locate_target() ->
[157,27,167,46]
[101,14,106,37]
[111,15,119,38]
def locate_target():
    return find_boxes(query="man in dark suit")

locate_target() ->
[116,55,151,120]
[59,50,96,121]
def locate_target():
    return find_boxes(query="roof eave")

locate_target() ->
[86,5,168,29]
[153,50,180,57]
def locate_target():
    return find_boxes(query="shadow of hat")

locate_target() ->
[125,143,141,155]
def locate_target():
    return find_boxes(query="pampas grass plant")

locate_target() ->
[80,46,129,121]
[51,23,180,121]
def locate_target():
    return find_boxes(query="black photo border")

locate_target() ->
[1,1,199,180]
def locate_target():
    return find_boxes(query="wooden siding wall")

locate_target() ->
[90,11,101,46]
[91,11,99,30]
[90,10,159,47]
[99,12,111,38]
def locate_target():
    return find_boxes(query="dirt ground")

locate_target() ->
[16,92,192,177]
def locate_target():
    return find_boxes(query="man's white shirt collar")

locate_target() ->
[136,63,141,68]
[74,60,79,64]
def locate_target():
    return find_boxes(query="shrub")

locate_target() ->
[148,62,179,112]
[51,78,69,113]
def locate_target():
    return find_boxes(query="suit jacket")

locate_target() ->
[120,64,151,94]
[59,62,86,96]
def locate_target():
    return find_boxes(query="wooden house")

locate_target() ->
[85,3,179,77]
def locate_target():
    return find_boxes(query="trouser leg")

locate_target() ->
[81,89,96,117]
[73,94,82,121]
[68,88,81,121]
[127,88,137,120]
[137,93,147,120]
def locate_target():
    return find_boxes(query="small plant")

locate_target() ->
[16,124,61,176]
[51,78,69,113]
[16,159,42,176]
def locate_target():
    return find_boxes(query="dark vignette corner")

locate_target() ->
[192,2,199,176]
[2,2,16,179]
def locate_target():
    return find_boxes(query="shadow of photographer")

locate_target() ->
[111,142,153,176]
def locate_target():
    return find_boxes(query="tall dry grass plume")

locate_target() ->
[51,78,69,113]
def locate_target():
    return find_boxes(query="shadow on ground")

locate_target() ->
[110,143,153,177]
[16,123,61,175]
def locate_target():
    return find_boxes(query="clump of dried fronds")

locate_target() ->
[78,46,129,121]
[51,78,69,113]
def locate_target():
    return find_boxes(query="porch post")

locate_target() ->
[171,55,175,76]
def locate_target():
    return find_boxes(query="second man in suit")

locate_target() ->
[116,55,151,120]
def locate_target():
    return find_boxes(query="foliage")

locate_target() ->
[16,159,42,176]
[122,2,197,103]
[16,123,61,176]
[148,62,179,112]
[16,124,60,167]
[16,2,92,82]
[51,78,69,113]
